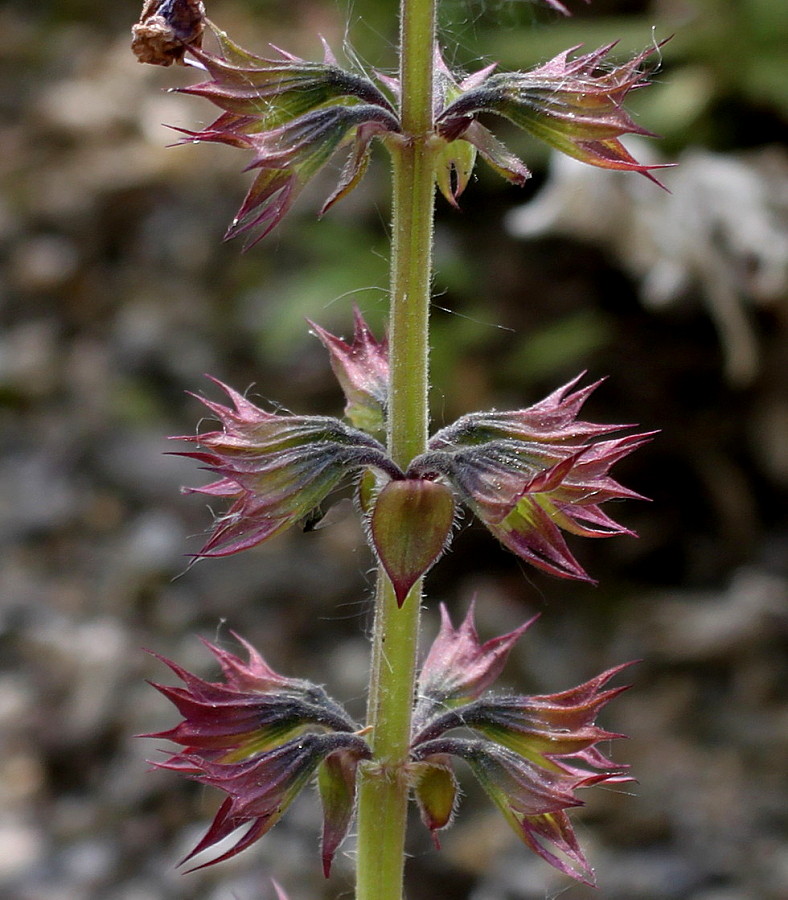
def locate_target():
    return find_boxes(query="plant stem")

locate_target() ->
[355,1,437,898]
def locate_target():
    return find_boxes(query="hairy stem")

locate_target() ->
[355,1,437,898]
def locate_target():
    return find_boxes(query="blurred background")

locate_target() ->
[1,0,786,898]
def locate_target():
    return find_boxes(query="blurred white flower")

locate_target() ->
[506,141,788,385]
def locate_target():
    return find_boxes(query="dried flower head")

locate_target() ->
[132,0,205,66]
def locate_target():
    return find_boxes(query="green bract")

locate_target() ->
[410,759,459,844]
[370,478,455,605]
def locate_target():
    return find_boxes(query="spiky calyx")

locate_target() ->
[175,318,652,588]
[145,635,370,875]
[133,4,668,241]
[147,611,632,883]
[410,604,632,883]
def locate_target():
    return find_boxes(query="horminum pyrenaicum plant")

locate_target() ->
[132,0,668,897]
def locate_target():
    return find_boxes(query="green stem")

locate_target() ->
[355,1,437,899]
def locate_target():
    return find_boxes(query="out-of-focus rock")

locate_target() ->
[507,144,788,385]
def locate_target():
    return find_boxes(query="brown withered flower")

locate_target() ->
[132,0,205,66]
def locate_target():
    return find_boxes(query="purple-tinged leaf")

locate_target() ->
[409,620,632,883]
[460,121,531,187]
[520,810,595,884]
[428,375,623,448]
[413,665,633,781]
[183,38,394,123]
[173,103,398,246]
[320,121,390,216]
[199,631,302,693]
[414,738,585,817]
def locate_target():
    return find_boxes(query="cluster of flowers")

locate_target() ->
[148,604,630,883]
[133,4,669,245]
[176,309,652,603]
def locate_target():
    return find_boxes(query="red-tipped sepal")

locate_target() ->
[413,738,599,884]
[437,41,672,187]
[163,732,370,871]
[412,666,633,789]
[144,635,370,872]
[410,376,654,582]
[416,601,536,715]
[143,636,358,761]
[137,19,399,241]
[309,309,389,436]
[409,615,633,883]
